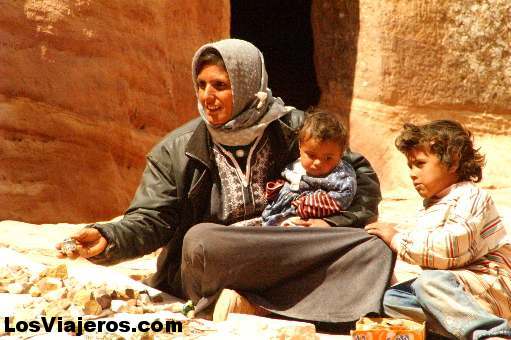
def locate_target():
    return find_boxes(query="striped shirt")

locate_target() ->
[391,181,511,320]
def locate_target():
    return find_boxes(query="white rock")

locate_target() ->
[7,282,25,294]
[43,287,67,301]
[110,300,129,313]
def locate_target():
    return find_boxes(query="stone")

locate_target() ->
[127,306,144,314]
[83,299,102,316]
[29,285,41,297]
[15,301,47,323]
[137,292,151,305]
[44,299,71,317]
[110,290,120,300]
[72,289,93,307]
[110,300,129,313]
[37,277,62,293]
[96,294,112,309]
[6,283,26,294]
[60,238,77,256]
[63,277,80,288]
[0,277,14,286]
[125,288,137,299]
[42,264,68,279]
[131,332,155,340]
[43,287,67,301]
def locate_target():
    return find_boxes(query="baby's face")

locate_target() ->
[299,138,343,177]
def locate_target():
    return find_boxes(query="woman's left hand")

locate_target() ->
[364,222,398,246]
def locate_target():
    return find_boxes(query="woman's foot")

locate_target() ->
[213,289,270,322]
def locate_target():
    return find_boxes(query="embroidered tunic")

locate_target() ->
[391,181,511,320]
[213,135,272,225]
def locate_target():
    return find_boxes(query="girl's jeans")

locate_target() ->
[383,270,511,339]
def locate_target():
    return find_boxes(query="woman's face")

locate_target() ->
[197,64,233,126]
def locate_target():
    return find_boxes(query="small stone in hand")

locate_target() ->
[61,238,77,256]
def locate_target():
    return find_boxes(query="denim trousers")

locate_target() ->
[383,270,511,339]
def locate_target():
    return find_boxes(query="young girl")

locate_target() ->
[366,120,511,339]
[262,111,357,226]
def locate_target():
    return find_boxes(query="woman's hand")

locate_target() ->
[281,217,331,228]
[364,222,398,246]
[55,227,108,259]
[299,218,331,228]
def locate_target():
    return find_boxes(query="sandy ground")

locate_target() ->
[1,186,510,339]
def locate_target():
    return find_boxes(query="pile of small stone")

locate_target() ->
[0,263,211,339]
[0,264,40,295]
[1,263,188,319]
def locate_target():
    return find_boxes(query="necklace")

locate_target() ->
[235,149,245,158]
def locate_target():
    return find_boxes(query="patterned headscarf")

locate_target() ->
[192,39,293,146]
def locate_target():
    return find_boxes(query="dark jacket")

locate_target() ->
[92,110,382,296]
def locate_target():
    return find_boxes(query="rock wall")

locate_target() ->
[313,0,511,193]
[2,0,510,223]
[0,0,229,223]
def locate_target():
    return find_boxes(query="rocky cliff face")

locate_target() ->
[313,0,511,193]
[2,0,509,223]
[0,1,229,222]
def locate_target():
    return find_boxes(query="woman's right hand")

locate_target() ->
[55,227,108,259]
[280,216,331,228]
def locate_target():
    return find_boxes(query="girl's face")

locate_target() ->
[197,64,233,126]
[299,138,343,177]
[406,147,458,199]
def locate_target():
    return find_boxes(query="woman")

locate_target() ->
[57,39,393,323]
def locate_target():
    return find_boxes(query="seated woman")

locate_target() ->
[57,38,394,324]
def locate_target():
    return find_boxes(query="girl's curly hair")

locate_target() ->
[395,120,485,182]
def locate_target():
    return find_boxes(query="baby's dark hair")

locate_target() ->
[299,111,348,151]
[196,49,226,73]
[395,120,485,182]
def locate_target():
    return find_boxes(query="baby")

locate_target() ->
[262,111,356,226]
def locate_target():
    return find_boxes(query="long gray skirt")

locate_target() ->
[181,223,394,323]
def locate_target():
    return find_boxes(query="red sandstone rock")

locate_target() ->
[313,0,511,193]
[1,0,509,223]
[0,1,229,223]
